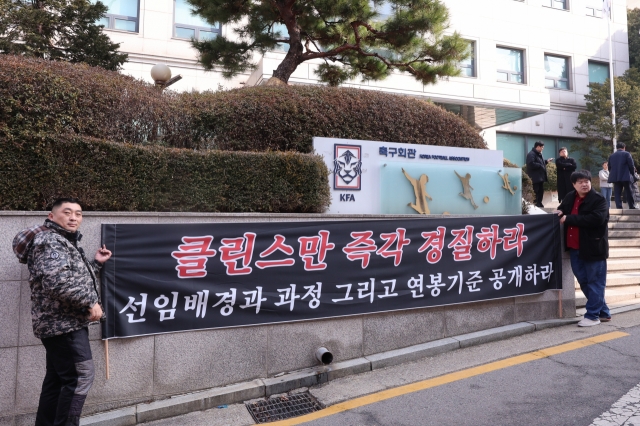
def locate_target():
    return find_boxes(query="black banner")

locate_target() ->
[101,215,562,339]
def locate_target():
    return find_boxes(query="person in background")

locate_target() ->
[632,167,640,206]
[555,147,577,203]
[526,141,554,208]
[599,161,612,209]
[608,142,637,209]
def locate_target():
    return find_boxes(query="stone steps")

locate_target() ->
[606,272,640,287]
[609,248,640,259]
[607,259,640,271]
[575,285,640,308]
[609,231,640,238]
[609,239,640,248]
[575,215,640,307]
[609,222,640,230]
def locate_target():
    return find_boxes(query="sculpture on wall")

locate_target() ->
[454,171,479,209]
[402,168,432,214]
[498,171,516,196]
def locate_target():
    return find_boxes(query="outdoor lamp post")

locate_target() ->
[150,63,182,90]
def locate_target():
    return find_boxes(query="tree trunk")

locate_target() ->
[271,43,304,84]
[271,1,304,84]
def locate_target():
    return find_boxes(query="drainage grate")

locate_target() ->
[246,393,323,423]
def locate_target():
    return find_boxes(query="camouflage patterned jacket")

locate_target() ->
[23,220,103,339]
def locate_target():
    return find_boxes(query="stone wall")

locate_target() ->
[0,211,576,425]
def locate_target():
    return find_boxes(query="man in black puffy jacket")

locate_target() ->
[13,198,112,426]
[526,141,553,207]
[553,170,610,327]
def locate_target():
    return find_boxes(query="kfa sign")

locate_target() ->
[313,137,507,215]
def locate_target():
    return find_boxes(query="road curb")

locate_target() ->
[79,314,619,426]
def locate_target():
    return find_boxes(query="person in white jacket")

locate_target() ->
[599,161,612,209]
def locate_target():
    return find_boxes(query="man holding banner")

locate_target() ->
[12,198,111,426]
[554,170,611,327]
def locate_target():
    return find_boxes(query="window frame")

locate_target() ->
[173,0,221,41]
[459,40,476,78]
[542,0,569,11]
[98,0,140,33]
[544,54,571,91]
[587,60,610,86]
[496,46,525,84]
[585,6,603,17]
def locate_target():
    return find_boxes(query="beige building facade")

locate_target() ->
[101,0,629,169]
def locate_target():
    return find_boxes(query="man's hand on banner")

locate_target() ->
[95,244,112,263]
[552,210,566,224]
[88,303,103,321]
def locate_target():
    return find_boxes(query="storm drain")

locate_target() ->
[246,393,323,423]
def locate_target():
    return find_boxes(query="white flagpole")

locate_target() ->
[606,0,617,152]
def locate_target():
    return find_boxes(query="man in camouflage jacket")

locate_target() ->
[13,198,111,426]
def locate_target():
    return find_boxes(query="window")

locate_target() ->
[542,0,568,10]
[588,61,609,85]
[496,47,524,83]
[497,133,526,167]
[586,0,603,17]
[459,41,476,78]
[271,23,289,52]
[174,0,220,41]
[96,0,139,32]
[544,55,569,90]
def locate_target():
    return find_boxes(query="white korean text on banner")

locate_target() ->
[101,215,562,339]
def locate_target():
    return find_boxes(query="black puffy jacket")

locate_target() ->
[556,189,609,261]
[526,149,547,184]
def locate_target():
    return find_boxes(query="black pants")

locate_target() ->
[533,182,545,207]
[614,181,636,209]
[36,328,94,426]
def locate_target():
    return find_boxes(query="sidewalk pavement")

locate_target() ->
[82,300,640,426]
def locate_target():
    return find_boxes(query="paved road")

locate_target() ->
[143,308,640,426]
[303,329,640,426]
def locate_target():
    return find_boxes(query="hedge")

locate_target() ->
[0,135,331,212]
[190,86,488,153]
[0,55,198,147]
[0,55,487,152]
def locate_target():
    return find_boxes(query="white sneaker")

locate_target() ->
[578,318,601,327]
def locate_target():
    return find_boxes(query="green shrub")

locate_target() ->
[504,159,533,214]
[0,55,487,152]
[0,135,330,212]
[521,163,556,194]
[544,162,557,192]
[191,86,488,153]
[0,55,201,147]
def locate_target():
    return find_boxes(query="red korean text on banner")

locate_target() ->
[342,231,377,268]
[219,232,256,275]
[255,234,295,269]
[298,231,335,271]
[476,225,504,260]
[448,226,474,261]
[171,236,217,278]
[503,223,528,257]
[376,228,411,266]
[418,226,446,264]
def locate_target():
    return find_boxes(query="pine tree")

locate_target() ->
[628,8,640,69]
[574,69,640,165]
[0,0,127,71]
[186,0,469,86]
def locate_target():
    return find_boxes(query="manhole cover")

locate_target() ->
[246,392,323,423]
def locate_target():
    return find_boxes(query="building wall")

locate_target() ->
[0,211,575,424]
[100,0,629,168]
